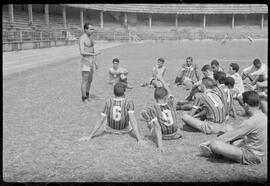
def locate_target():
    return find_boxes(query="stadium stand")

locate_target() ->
[2,4,268,51]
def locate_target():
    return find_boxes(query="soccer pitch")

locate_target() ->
[3,40,267,182]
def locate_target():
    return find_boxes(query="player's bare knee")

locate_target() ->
[209,140,223,151]
[182,113,190,122]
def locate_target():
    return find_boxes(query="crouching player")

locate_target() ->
[199,91,267,165]
[108,58,132,89]
[182,77,227,135]
[141,79,182,151]
[174,56,200,89]
[79,83,145,145]
[141,57,168,88]
[242,58,267,88]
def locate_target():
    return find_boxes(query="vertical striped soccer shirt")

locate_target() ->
[146,99,178,135]
[181,63,198,81]
[213,84,229,116]
[102,97,134,130]
[193,90,226,123]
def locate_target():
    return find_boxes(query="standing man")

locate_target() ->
[79,23,101,103]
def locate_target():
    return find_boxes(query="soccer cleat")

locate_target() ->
[199,143,213,157]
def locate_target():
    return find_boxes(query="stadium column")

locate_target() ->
[62,6,67,28]
[124,12,128,28]
[28,4,33,24]
[203,14,206,30]
[8,4,14,24]
[149,14,152,30]
[100,11,104,29]
[231,14,235,29]
[44,4,49,27]
[80,9,84,29]
[261,14,264,30]
[175,14,178,28]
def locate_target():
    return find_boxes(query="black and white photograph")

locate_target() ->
[2,4,268,182]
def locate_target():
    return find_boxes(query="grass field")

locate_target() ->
[3,40,268,182]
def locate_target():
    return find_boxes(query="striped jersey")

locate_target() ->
[145,99,178,135]
[193,90,226,123]
[181,63,198,80]
[223,87,234,115]
[213,84,229,116]
[102,97,134,130]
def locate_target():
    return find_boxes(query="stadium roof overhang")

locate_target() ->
[64,4,268,14]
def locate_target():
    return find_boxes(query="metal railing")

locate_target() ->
[2,30,70,42]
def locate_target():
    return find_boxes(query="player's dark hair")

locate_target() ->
[211,60,219,66]
[112,58,120,64]
[186,56,193,62]
[242,91,260,107]
[84,23,92,30]
[154,87,168,100]
[114,82,126,97]
[202,77,216,89]
[158,58,165,63]
[253,58,261,66]
[230,63,239,72]
[201,64,212,72]
[213,71,226,84]
[224,77,235,87]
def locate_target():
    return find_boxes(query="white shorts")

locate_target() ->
[80,57,94,72]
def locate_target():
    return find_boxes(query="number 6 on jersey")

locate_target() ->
[112,106,122,121]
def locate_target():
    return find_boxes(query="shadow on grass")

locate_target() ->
[196,154,236,165]
[182,124,201,133]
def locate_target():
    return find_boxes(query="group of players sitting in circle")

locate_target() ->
[79,57,267,166]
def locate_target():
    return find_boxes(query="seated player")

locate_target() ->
[199,91,267,165]
[242,58,267,86]
[182,77,227,135]
[213,71,237,120]
[141,57,168,88]
[227,63,245,96]
[184,64,214,102]
[174,56,200,88]
[141,79,182,151]
[108,58,132,89]
[211,59,224,73]
[79,83,145,145]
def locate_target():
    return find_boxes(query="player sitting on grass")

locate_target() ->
[141,57,168,88]
[227,63,245,96]
[174,56,200,88]
[242,58,267,87]
[213,71,237,120]
[176,64,215,111]
[211,59,224,73]
[108,58,132,89]
[199,91,267,165]
[223,77,238,118]
[181,64,214,104]
[182,77,227,135]
[79,83,145,145]
[141,78,182,151]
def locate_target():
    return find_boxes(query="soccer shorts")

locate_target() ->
[104,122,133,134]
[200,120,225,134]
[80,57,94,72]
[162,129,182,140]
[240,146,262,165]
